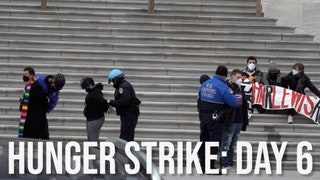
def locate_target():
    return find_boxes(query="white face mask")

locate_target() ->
[292,69,299,75]
[248,63,256,71]
[235,79,242,86]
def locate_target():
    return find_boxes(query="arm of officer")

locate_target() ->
[109,87,131,107]
[222,88,241,108]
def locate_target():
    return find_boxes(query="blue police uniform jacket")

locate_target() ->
[36,75,60,113]
[199,75,238,112]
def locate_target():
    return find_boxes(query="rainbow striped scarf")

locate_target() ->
[18,78,35,137]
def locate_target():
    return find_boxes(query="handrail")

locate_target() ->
[41,0,47,10]
[148,0,155,14]
[256,0,262,17]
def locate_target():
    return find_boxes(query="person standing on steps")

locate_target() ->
[107,69,141,142]
[18,67,37,138]
[198,66,242,173]
[81,77,109,142]
[220,69,249,170]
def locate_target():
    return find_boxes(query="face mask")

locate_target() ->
[269,73,278,80]
[23,76,29,82]
[248,63,256,71]
[235,79,242,86]
[292,69,299,75]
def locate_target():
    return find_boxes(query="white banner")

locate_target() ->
[249,82,320,124]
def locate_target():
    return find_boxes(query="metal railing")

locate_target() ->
[41,0,261,17]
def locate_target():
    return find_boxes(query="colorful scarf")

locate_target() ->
[18,78,35,137]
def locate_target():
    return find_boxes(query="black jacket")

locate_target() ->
[84,83,109,121]
[281,72,320,97]
[225,80,249,131]
[109,80,141,116]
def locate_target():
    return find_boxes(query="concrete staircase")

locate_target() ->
[1,0,320,171]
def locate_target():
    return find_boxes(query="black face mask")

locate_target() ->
[269,73,278,80]
[23,76,29,82]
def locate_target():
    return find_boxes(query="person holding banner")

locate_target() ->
[242,56,267,115]
[281,63,320,124]
[267,62,284,86]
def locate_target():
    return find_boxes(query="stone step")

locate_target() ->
[0,25,313,41]
[0,90,198,104]
[2,55,320,70]
[0,47,319,66]
[1,33,320,50]
[0,9,271,25]
[0,17,295,33]
[2,124,320,143]
[1,0,257,10]
[0,80,200,93]
[0,2,257,17]
[0,96,197,111]
[2,110,319,134]
[1,104,317,126]
[1,42,320,57]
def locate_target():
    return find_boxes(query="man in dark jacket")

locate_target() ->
[242,56,266,114]
[81,77,109,141]
[107,69,141,142]
[281,63,320,123]
[220,69,248,169]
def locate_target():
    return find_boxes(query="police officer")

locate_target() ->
[107,69,141,142]
[198,66,242,173]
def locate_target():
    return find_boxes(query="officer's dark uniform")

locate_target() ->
[109,79,141,142]
[198,67,241,172]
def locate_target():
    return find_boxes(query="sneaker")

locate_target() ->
[288,115,294,124]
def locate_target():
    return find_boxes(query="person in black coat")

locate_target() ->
[281,63,320,123]
[81,77,109,141]
[23,79,51,139]
[107,69,141,142]
[221,69,249,169]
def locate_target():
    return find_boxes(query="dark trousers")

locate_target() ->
[120,114,138,141]
[198,112,224,170]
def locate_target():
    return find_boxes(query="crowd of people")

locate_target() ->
[19,67,141,142]
[197,56,320,173]
[18,57,320,174]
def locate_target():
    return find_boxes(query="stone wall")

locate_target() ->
[262,0,320,42]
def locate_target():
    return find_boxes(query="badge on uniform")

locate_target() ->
[119,88,123,94]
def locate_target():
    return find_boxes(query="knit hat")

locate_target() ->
[215,66,228,77]
[199,74,210,84]
[268,62,278,71]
